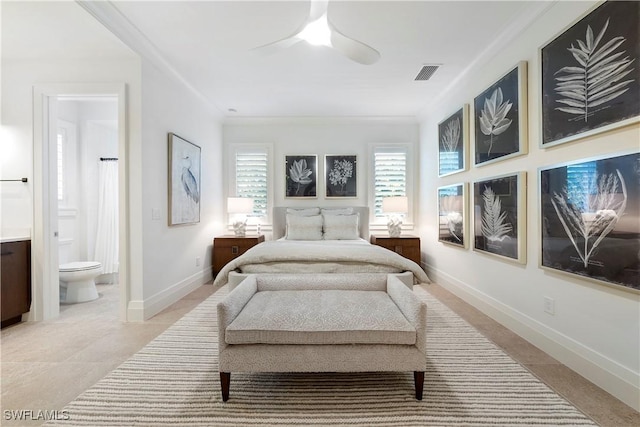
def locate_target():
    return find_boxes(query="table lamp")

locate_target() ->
[227,197,254,237]
[382,196,408,238]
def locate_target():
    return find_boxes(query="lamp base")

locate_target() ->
[387,216,402,238]
[232,220,247,237]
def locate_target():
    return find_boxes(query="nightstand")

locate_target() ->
[213,235,265,276]
[370,235,421,266]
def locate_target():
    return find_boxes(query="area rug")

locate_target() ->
[46,285,596,426]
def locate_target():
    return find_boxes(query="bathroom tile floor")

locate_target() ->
[1,281,638,426]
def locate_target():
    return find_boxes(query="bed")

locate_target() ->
[213,206,430,289]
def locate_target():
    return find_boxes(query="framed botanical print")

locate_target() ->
[438,105,469,177]
[540,0,640,148]
[438,183,467,248]
[539,151,639,292]
[168,133,201,226]
[473,61,528,166]
[473,172,526,263]
[325,155,357,198]
[285,155,317,198]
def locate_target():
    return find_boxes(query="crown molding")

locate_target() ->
[76,0,224,118]
[222,115,420,126]
[417,0,556,120]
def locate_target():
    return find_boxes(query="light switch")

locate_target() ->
[152,208,161,220]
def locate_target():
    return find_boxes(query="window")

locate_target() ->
[372,146,409,218]
[228,144,272,220]
[235,151,268,216]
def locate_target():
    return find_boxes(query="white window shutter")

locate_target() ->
[236,151,268,217]
[373,150,407,217]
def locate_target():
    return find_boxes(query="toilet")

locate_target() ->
[59,261,103,303]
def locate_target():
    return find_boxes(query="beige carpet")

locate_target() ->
[45,285,596,426]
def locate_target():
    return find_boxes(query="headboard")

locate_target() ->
[273,206,370,240]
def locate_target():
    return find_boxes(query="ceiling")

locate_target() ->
[3,1,550,119]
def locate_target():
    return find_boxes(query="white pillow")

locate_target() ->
[321,207,354,216]
[286,214,323,240]
[323,214,360,240]
[286,207,320,216]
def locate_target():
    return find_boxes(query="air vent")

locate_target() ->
[414,65,440,81]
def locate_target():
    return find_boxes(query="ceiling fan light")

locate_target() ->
[298,14,332,47]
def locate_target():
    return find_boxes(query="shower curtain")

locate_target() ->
[94,159,119,275]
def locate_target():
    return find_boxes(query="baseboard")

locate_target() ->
[425,264,640,412]
[127,300,145,322]
[127,266,212,322]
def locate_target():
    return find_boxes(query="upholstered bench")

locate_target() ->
[217,273,427,401]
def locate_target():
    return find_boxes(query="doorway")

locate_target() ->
[57,97,119,314]
[32,84,128,322]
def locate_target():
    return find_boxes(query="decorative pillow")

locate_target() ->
[286,207,320,216]
[286,214,323,240]
[321,207,354,216]
[323,214,360,240]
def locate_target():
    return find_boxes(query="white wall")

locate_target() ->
[136,60,224,319]
[418,1,639,410]
[1,1,225,322]
[223,118,419,231]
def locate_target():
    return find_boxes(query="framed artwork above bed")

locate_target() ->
[285,155,317,198]
[539,151,639,292]
[325,155,357,198]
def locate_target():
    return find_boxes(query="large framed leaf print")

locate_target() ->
[540,151,639,292]
[438,105,469,177]
[540,0,640,148]
[285,155,317,198]
[473,172,526,263]
[473,62,528,166]
[438,183,467,248]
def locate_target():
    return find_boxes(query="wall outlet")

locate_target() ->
[543,296,555,315]
[195,256,201,267]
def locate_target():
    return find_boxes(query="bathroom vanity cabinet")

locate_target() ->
[1,239,32,328]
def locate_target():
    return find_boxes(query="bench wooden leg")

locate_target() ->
[414,371,424,400]
[220,372,230,402]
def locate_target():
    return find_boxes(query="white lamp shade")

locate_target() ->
[227,197,254,214]
[382,196,408,214]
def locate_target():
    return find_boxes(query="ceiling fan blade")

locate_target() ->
[252,0,380,65]
[252,35,304,56]
[252,2,321,56]
[309,0,329,22]
[329,26,380,65]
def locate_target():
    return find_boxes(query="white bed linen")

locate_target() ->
[213,239,430,286]
[276,237,370,245]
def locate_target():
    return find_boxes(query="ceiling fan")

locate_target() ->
[253,0,380,65]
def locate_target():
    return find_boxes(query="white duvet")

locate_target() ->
[213,239,430,286]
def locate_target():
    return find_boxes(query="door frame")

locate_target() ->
[32,83,129,321]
